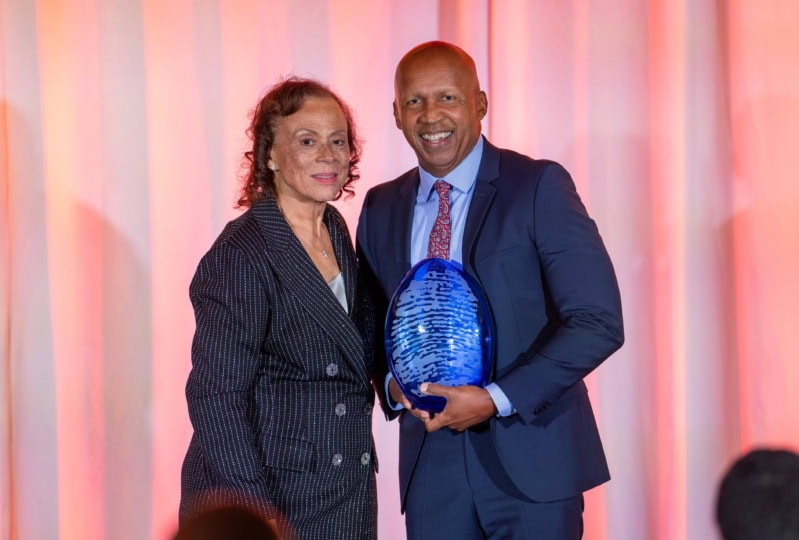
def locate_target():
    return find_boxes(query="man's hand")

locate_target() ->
[419,383,496,432]
[388,377,431,422]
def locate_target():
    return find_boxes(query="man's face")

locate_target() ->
[393,48,487,178]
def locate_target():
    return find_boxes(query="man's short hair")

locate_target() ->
[716,448,799,540]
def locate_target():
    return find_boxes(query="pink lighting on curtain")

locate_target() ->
[2,1,798,539]
[648,1,688,538]
[37,1,107,538]
[728,0,799,448]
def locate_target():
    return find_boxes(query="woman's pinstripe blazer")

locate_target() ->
[179,194,379,539]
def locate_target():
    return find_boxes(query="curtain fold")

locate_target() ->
[2,1,797,538]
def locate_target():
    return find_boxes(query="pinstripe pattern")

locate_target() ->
[180,195,378,539]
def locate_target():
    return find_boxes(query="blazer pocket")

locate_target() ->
[262,436,317,473]
[473,242,524,264]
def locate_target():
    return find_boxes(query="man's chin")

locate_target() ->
[418,159,455,177]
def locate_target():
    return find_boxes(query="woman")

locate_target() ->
[179,78,379,539]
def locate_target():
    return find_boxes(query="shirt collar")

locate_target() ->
[417,136,484,202]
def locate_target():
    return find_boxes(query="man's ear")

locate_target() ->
[477,91,488,121]
[393,101,402,129]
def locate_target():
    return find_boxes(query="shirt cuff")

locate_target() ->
[385,373,404,411]
[485,382,515,417]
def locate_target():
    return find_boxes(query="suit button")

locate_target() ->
[335,403,347,416]
[332,453,343,466]
[326,363,339,376]
[362,404,373,415]
[360,452,371,466]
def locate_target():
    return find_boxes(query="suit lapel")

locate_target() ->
[251,197,369,386]
[391,148,497,280]
[462,140,499,276]
[391,170,418,286]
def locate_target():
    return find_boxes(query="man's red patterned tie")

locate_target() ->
[426,180,452,259]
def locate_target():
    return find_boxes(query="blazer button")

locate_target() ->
[326,363,339,377]
[335,403,347,416]
[360,452,371,466]
[362,404,373,415]
[332,453,343,466]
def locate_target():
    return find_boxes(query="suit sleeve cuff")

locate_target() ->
[485,382,515,417]
[385,373,404,411]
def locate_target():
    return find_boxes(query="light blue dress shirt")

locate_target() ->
[386,137,514,417]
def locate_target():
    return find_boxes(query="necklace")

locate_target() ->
[279,203,330,259]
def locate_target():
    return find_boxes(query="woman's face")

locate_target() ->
[269,96,350,205]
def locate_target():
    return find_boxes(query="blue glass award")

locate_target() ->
[385,258,494,412]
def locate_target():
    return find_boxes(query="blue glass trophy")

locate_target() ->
[385,258,494,412]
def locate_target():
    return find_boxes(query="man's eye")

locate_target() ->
[442,95,456,101]
[407,98,421,106]
[300,138,314,146]
[332,139,347,146]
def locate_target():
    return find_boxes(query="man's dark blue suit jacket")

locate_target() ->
[357,138,624,509]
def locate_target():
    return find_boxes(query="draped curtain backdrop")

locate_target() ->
[2,1,798,538]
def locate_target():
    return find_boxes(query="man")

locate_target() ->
[357,41,624,539]
[716,448,799,540]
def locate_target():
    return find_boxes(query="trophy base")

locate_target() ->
[407,393,446,413]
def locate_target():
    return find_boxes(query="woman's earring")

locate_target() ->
[268,161,279,172]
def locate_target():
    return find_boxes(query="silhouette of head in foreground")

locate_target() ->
[716,448,799,540]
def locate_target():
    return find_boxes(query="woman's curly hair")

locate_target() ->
[237,77,362,208]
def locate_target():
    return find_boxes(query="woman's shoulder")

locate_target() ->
[196,208,268,266]
[214,208,261,245]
